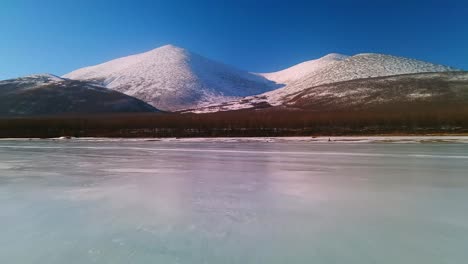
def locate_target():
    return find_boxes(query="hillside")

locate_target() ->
[193,53,459,113]
[0,74,159,116]
[64,45,280,111]
[284,71,468,111]
[187,71,467,113]
[257,53,349,84]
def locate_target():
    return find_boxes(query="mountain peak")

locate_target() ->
[158,44,184,50]
[320,53,349,60]
[0,74,159,116]
[14,73,65,84]
[63,45,278,111]
[146,44,188,55]
[353,52,378,57]
[262,51,460,104]
[24,73,63,80]
[348,53,459,71]
[258,53,347,85]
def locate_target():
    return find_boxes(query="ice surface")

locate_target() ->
[1,140,468,263]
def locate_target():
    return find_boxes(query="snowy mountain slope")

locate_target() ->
[284,71,468,110]
[0,74,159,116]
[190,53,460,113]
[269,53,459,103]
[186,71,468,113]
[64,45,280,111]
[257,53,349,84]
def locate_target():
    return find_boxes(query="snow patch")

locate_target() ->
[408,93,433,99]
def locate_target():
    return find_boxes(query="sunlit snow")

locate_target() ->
[64,45,280,111]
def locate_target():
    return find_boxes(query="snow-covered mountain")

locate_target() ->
[284,71,468,111]
[0,74,159,116]
[257,53,349,84]
[63,46,460,113]
[190,53,459,113]
[268,53,459,103]
[64,45,280,111]
[187,71,468,113]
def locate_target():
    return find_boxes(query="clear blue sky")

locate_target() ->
[1,0,467,80]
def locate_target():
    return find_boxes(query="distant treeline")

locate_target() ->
[1,105,468,138]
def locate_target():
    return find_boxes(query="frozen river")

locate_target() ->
[1,138,468,263]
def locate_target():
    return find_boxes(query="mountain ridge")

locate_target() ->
[64,45,280,111]
[185,71,468,113]
[0,74,159,116]
[190,52,459,112]
[256,53,349,84]
[61,45,462,113]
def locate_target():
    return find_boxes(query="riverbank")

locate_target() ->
[1,109,467,138]
[2,136,468,144]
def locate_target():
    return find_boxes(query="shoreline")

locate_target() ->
[2,135,468,144]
